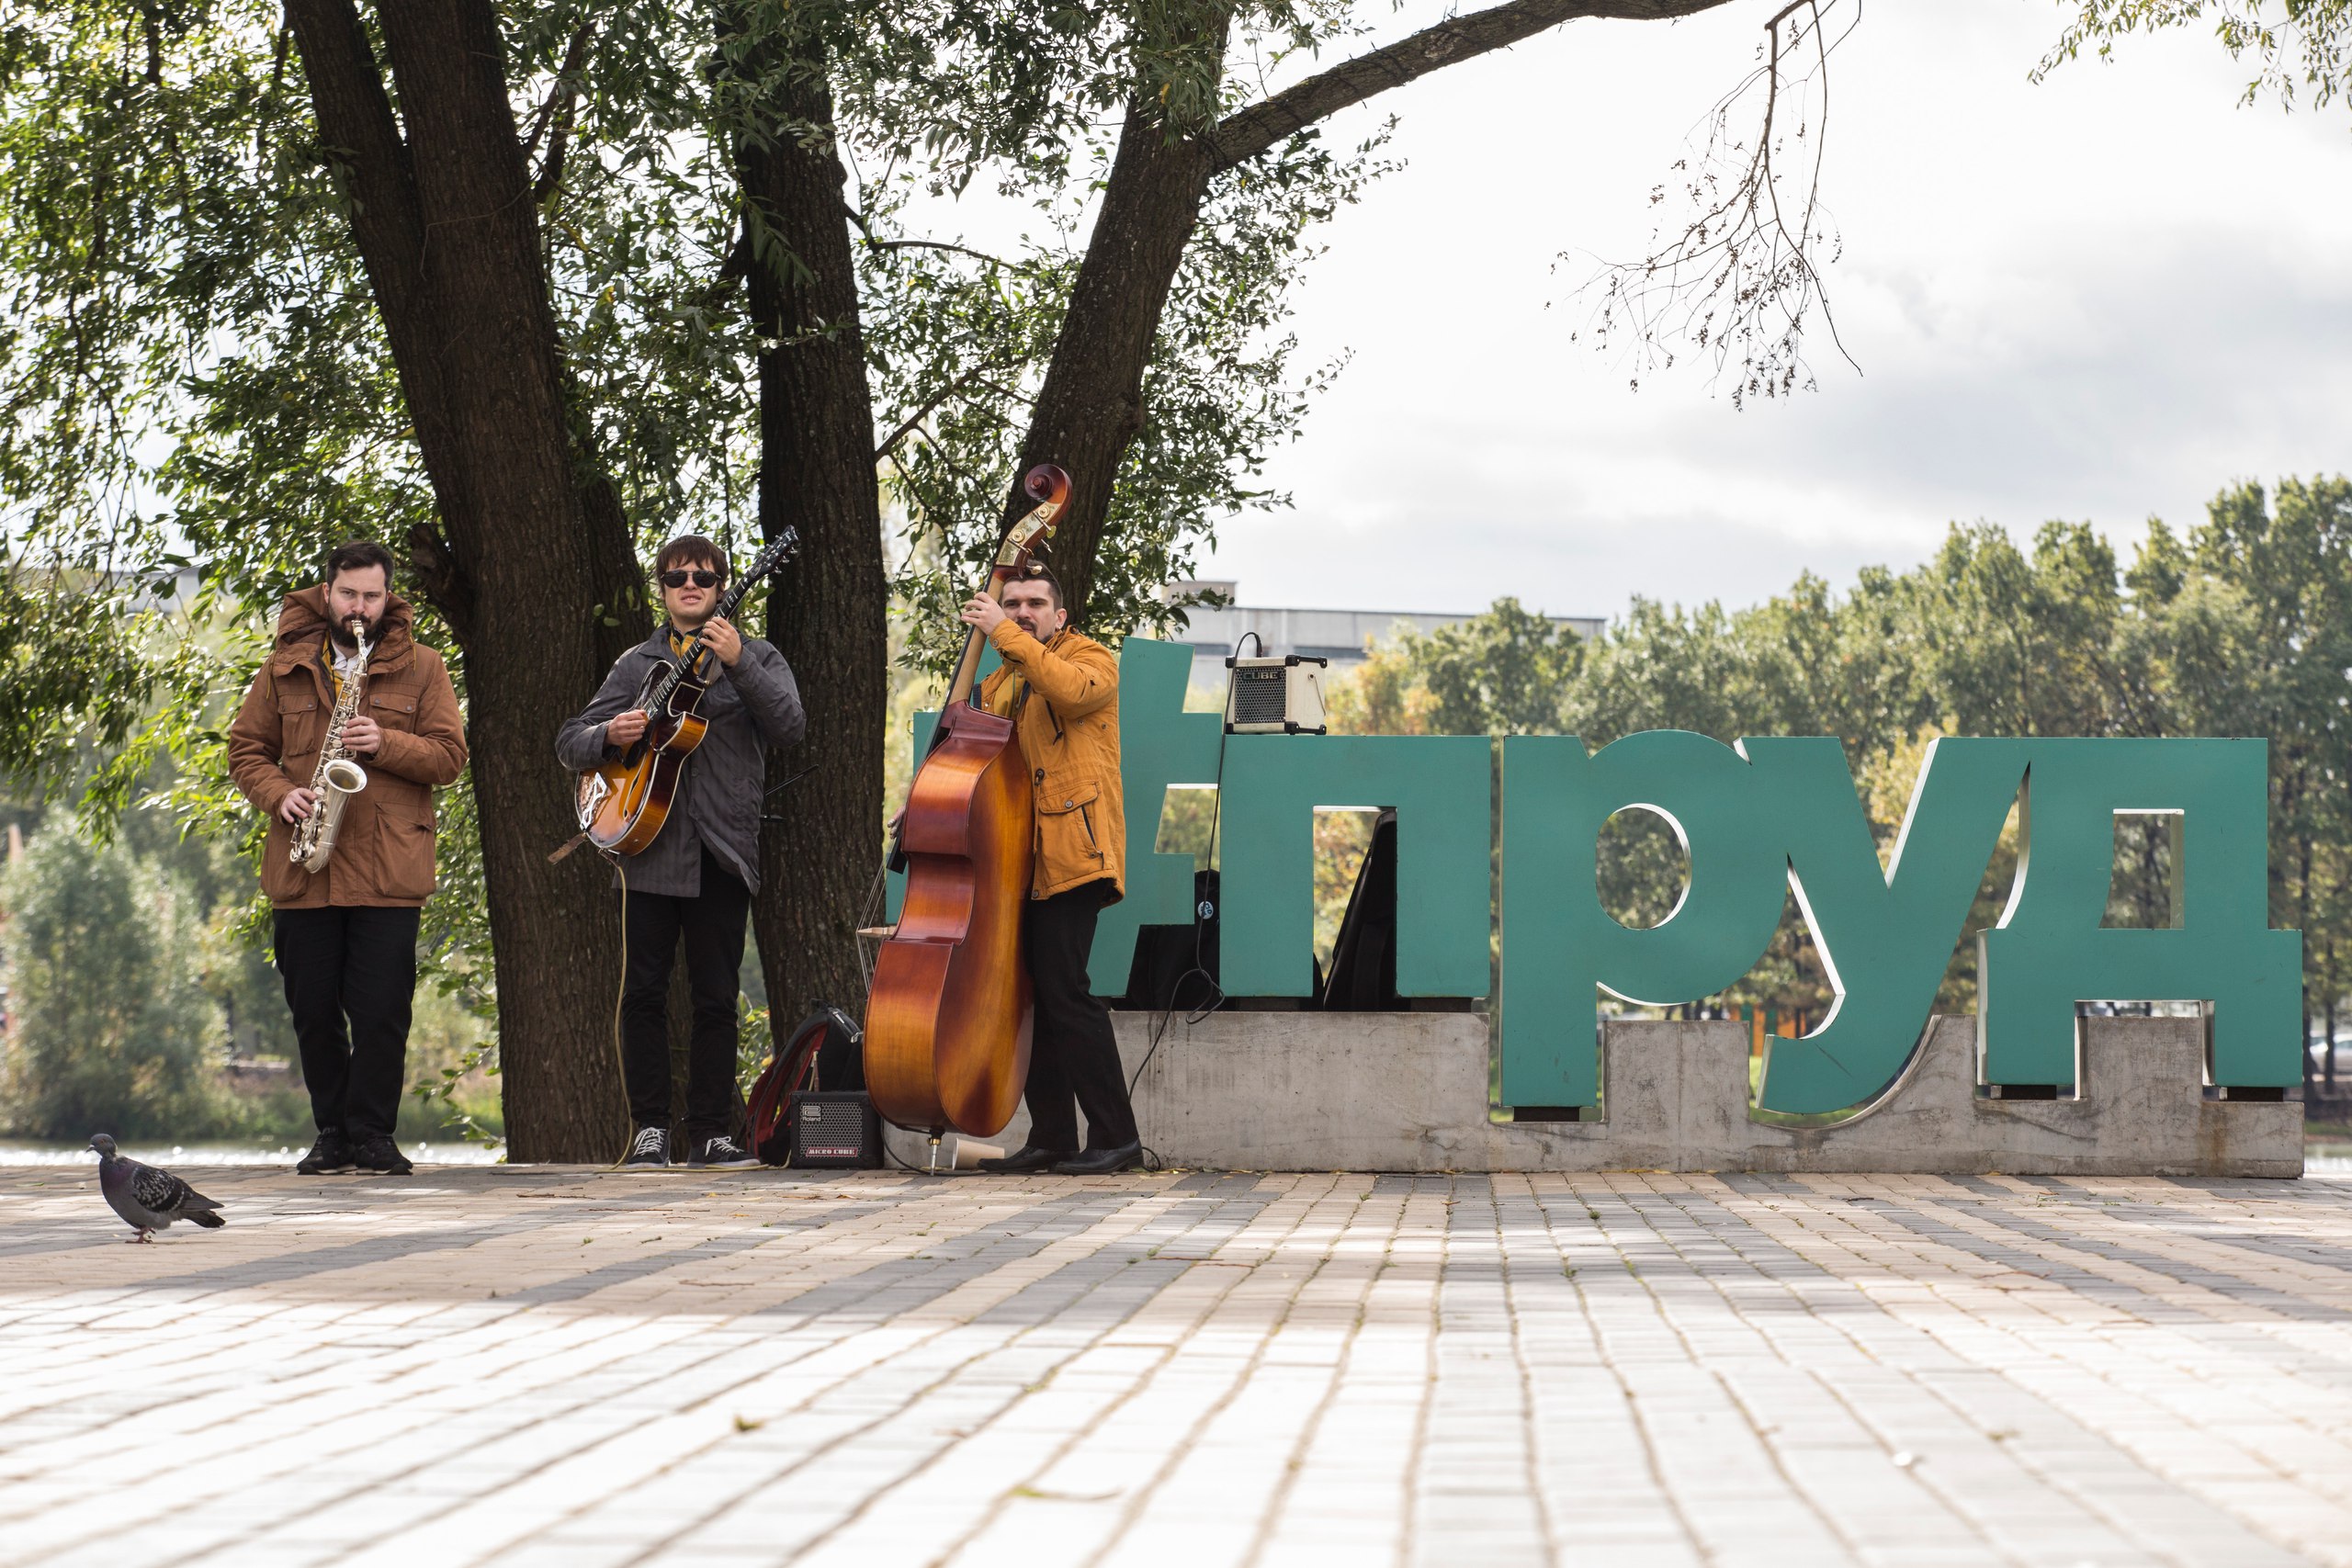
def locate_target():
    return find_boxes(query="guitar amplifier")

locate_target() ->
[1224,654,1329,734]
[788,1091,883,1168]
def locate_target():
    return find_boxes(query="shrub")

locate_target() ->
[0,827,236,1138]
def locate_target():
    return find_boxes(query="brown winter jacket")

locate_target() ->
[227,587,469,909]
[978,621,1125,901]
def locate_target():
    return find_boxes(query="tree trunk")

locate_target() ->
[285,0,646,1161]
[1002,0,1732,622]
[729,42,889,1032]
[1002,96,1220,627]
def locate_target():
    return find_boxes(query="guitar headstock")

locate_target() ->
[739,527,799,584]
[994,465,1070,570]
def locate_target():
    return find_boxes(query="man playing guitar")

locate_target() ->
[964,564,1142,1176]
[555,536,805,1168]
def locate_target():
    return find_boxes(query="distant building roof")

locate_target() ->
[1161,581,1600,671]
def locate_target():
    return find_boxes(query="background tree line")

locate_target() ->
[1314,479,2352,1074]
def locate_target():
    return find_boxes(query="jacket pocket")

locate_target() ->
[277,691,322,762]
[375,806,438,902]
[259,813,309,905]
[1035,777,1107,885]
[368,689,420,732]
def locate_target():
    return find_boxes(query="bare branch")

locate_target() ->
[1207,0,1739,171]
[1570,0,1860,407]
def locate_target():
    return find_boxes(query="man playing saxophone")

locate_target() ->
[228,542,467,1176]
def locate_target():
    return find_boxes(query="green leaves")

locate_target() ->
[2040,0,2352,117]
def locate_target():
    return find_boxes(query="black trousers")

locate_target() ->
[1022,880,1138,1152]
[620,850,750,1139]
[274,905,421,1141]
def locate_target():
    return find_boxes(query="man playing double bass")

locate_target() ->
[960,563,1143,1176]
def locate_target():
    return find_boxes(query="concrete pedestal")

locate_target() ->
[882,1011,2301,1177]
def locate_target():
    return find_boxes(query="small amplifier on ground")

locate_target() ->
[787,1091,883,1168]
[1225,654,1328,734]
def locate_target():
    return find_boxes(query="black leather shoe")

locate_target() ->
[976,1143,1075,1174]
[1054,1142,1144,1176]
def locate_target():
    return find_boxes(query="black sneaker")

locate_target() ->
[296,1129,356,1175]
[688,1134,758,1170]
[623,1126,670,1168]
[351,1135,414,1176]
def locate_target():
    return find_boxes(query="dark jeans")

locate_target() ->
[274,905,421,1141]
[620,850,750,1140]
[1022,880,1138,1152]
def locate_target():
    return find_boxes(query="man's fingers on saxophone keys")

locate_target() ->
[341,715,382,756]
[279,787,319,824]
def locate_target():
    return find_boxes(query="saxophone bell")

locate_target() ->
[299,757,369,874]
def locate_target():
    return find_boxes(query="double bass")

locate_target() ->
[865,465,1070,1143]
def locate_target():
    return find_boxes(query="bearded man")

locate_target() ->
[228,540,468,1176]
[962,563,1143,1177]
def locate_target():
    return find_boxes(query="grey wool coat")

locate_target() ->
[555,630,806,897]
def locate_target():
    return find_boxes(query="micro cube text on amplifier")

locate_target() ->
[787,1090,883,1168]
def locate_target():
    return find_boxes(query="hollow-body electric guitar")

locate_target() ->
[573,530,799,855]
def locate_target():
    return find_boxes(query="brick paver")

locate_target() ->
[6,1166,2352,1566]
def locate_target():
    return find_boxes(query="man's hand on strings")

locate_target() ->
[958,593,1008,636]
[605,709,651,750]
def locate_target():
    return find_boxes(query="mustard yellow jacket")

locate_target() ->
[978,622,1125,901]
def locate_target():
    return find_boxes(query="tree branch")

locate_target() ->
[282,0,426,274]
[525,20,595,204]
[1206,0,1737,171]
[521,22,594,164]
[875,355,1021,459]
[839,202,1027,271]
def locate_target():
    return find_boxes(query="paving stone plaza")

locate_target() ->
[7,1165,2352,1566]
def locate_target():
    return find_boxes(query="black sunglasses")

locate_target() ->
[660,569,723,589]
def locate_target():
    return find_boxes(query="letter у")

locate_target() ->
[1747,738,2028,1114]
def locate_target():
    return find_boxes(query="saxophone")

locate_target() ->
[289,617,372,874]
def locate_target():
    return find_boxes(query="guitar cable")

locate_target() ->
[1122,671,1239,1173]
[601,851,636,1172]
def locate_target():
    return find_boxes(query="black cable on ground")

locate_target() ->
[1124,668,1240,1173]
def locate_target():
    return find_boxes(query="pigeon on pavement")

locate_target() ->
[89,1134,227,1243]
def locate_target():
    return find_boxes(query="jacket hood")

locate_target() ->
[271,583,419,670]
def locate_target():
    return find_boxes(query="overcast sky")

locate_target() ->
[1173,0,2352,620]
